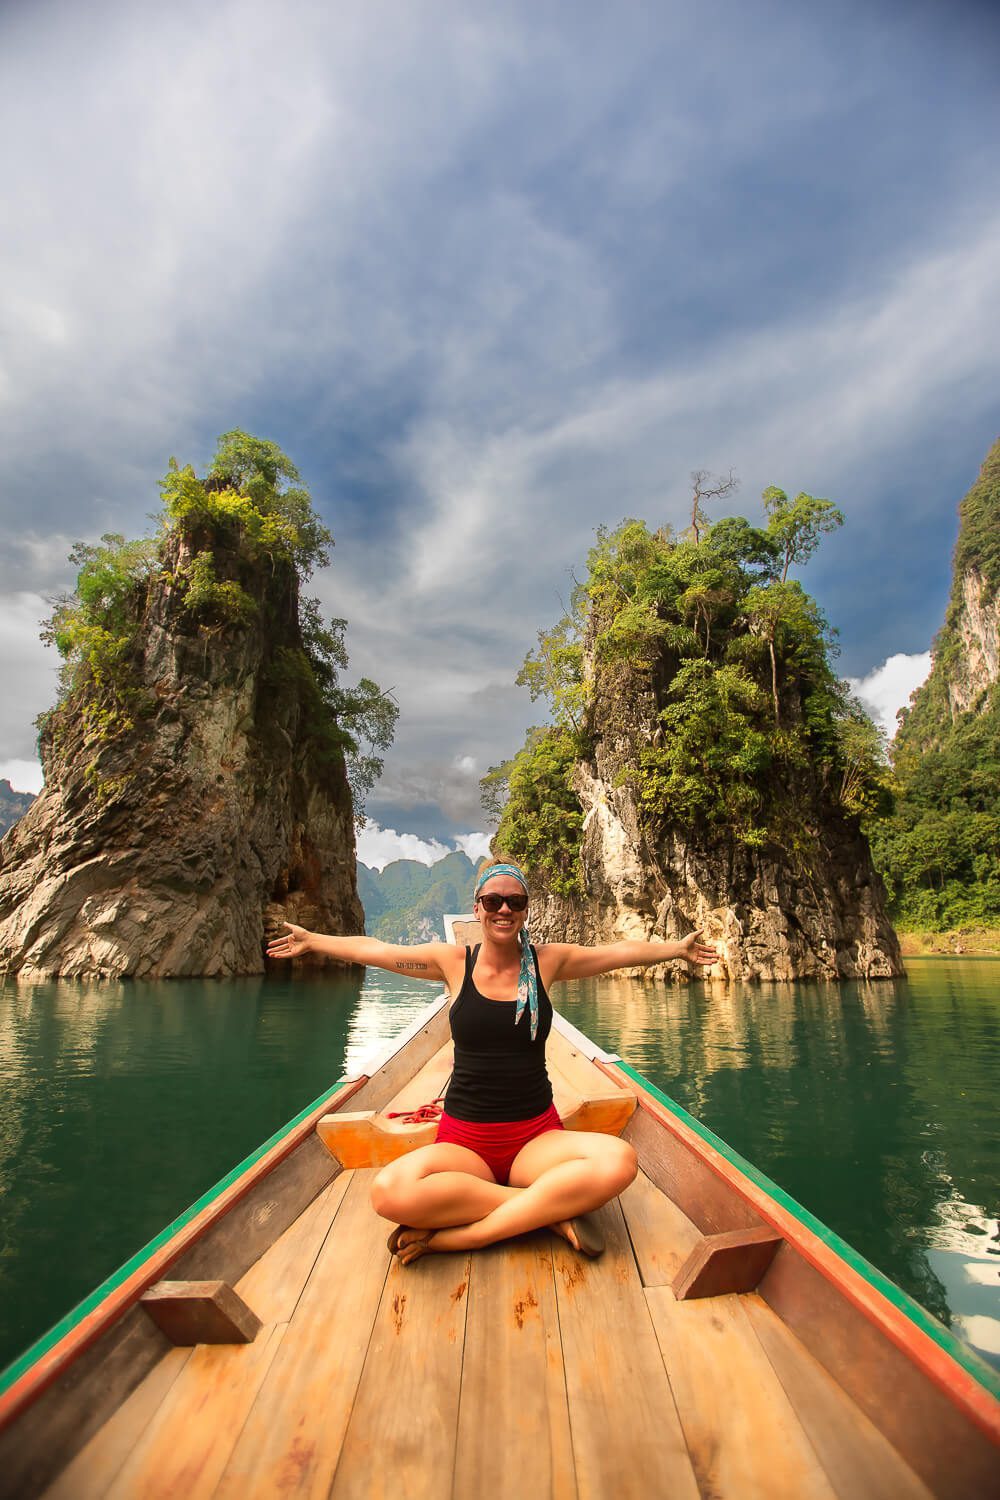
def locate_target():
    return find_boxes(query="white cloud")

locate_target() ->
[355,822,452,871]
[0,759,44,795]
[848,652,932,738]
[453,831,493,863]
[0,594,62,761]
[1,1,996,841]
[355,821,491,872]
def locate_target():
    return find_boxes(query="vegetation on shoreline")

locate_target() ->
[897,929,1000,957]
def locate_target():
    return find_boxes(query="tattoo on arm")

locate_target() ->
[396,960,429,971]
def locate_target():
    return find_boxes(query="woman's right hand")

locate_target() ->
[266,922,314,960]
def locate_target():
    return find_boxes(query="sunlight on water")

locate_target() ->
[342,971,441,1076]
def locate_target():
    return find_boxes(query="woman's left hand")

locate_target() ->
[677,930,720,967]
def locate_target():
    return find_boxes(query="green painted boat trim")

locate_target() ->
[0,1074,356,1400]
[615,1058,1000,1403]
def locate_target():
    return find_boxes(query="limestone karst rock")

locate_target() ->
[0,449,367,980]
[523,667,902,982]
[895,437,1000,753]
[499,507,902,981]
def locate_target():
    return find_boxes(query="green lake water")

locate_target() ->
[1,957,998,1381]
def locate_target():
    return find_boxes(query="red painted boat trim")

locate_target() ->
[597,1057,1000,1445]
[0,1073,368,1429]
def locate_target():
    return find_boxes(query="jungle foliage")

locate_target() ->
[40,431,396,819]
[867,689,1000,930]
[866,440,1000,930]
[485,482,881,892]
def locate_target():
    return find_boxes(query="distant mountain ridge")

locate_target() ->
[0,782,36,840]
[359,851,479,941]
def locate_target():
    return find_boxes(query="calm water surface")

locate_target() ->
[0,957,997,1378]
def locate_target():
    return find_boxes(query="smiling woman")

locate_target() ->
[266,859,717,1262]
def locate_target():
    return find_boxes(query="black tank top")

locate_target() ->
[442,944,554,1122]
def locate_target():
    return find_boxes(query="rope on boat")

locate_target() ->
[385,1095,447,1123]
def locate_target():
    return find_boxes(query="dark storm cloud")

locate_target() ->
[2,0,998,833]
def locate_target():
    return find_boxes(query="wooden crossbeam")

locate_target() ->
[317,1092,637,1169]
[140,1281,261,1345]
[672,1226,783,1301]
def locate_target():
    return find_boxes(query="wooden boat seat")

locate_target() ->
[317,1091,637,1168]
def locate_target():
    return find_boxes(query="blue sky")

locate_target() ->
[1,0,998,866]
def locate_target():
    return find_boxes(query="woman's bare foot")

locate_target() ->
[395,1227,437,1265]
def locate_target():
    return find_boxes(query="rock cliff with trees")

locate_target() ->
[868,438,1000,933]
[483,477,901,980]
[0,432,396,980]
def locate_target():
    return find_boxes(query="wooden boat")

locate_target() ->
[1,913,998,1499]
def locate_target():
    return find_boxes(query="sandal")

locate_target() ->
[387,1225,409,1256]
[568,1214,604,1258]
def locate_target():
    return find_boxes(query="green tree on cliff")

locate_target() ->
[486,481,874,887]
[40,431,396,821]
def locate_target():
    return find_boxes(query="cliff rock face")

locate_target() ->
[894,438,1000,756]
[523,622,901,982]
[945,567,999,720]
[529,763,901,981]
[0,531,362,979]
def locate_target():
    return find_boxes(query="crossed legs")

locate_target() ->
[369,1131,638,1263]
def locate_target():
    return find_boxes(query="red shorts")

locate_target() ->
[435,1103,563,1185]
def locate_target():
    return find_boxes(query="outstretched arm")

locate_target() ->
[544,930,719,982]
[265,923,455,982]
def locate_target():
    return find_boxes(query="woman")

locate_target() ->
[266,862,718,1265]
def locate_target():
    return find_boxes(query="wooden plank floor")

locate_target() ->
[44,1037,937,1500]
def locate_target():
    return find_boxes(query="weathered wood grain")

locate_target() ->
[743,1294,936,1500]
[213,1170,390,1500]
[625,1102,765,1234]
[329,1245,472,1500]
[41,1349,191,1500]
[103,1324,287,1500]
[760,1243,1000,1499]
[233,1173,347,1325]
[167,1131,339,1287]
[453,1236,576,1500]
[646,1287,838,1499]
[0,1306,171,1500]
[552,1199,699,1500]
[547,1029,623,1096]
[139,1281,261,1345]
[673,1224,783,1300]
[380,1040,454,1117]
[618,1168,702,1287]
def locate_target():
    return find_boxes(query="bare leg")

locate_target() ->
[395,1132,637,1262]
[370,1143,517,1231]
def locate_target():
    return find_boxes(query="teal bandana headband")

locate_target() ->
[474,863,538,1041]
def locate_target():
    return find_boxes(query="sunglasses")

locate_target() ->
[477,892,528,913]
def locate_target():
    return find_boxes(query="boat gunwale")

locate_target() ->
[454,907,1000,1424]
[597,1055,1000,1437]
[0,988,452,1425]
